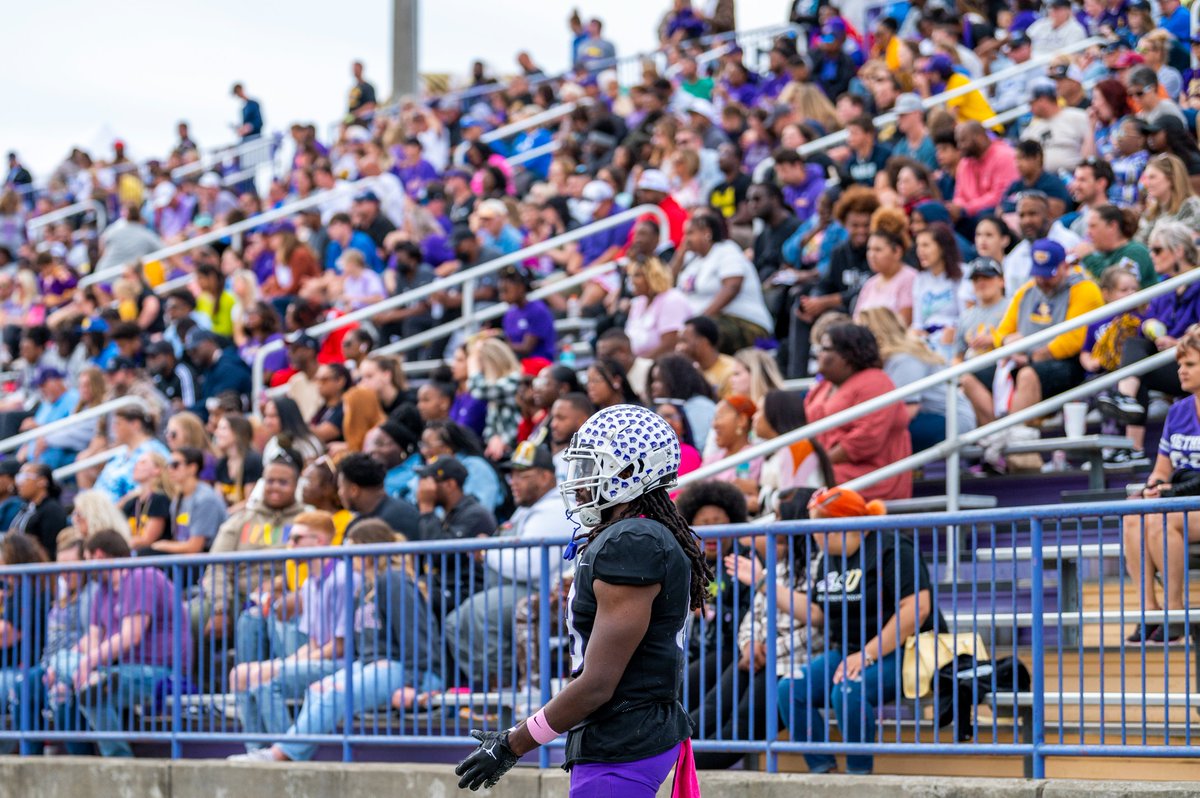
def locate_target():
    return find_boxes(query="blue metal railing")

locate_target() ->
[0,497,1198,772]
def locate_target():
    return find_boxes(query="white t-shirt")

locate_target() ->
[1027,17,1087,58]
[1002,223,1083,298]
[912,270,964,332]
[1020,108,1092,175]
[677,240,775,333]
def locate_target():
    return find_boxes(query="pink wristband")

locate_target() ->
[526,708,561,745]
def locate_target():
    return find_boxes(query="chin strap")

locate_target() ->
[563,517,587,561]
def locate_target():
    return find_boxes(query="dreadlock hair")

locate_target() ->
[585,486,713,611]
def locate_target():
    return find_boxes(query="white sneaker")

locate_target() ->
[227,747,280,762]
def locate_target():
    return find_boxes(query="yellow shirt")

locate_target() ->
[285,509,353,591]
[945,73,997,127]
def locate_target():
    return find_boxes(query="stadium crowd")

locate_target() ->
[0,0,1199,770]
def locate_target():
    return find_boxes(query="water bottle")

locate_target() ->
[560,344,576,368]
[567,295,581,320]
[1051,450,1067,472]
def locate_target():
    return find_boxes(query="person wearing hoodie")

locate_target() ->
[774,149,825,225]
[185,327,252,421]
[188,453,306,643]
[960,240,1104,462]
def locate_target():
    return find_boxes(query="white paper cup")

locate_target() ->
[1063,401,1088,438]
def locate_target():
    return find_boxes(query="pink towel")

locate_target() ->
[671,738,700,798]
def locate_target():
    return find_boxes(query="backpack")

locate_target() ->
[933,655,1031,741]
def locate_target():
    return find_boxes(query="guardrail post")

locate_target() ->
[1030,518,1046,778]
[171,563,184,759]
[764,529,779,773]
[463,277,476,336]
[537,546,552,770]
[17,573,33,756]
[946,376,960,582]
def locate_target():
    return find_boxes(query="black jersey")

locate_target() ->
[808,531,940,655]
[563,516,693,767]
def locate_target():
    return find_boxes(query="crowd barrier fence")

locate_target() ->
[0,498,1197,778]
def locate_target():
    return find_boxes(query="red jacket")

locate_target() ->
[804,368,913,502]
[621,196,688,255]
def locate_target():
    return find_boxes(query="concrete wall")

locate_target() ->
[0,758,1192,798]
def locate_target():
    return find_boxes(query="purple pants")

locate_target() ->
[569,743,681,798]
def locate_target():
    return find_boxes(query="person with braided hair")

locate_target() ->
[456,404,710,796]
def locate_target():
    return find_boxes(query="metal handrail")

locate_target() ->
[249,203,669,412]
[372,258,620,360]
[506,140,562,168]
[427,22,801,109]
[480,102,582,144]
[679,264,1200,487]
[52,446,127,482]
[0,396,148,455]
[80,177,380,289]
[797,36,1104,158]
[25,199,108,239]
[841,348,1177,493]
[170,133,279,182]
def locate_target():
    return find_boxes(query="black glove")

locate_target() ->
[455,728,519,791]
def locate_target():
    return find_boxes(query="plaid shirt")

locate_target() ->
[467,372,521,449]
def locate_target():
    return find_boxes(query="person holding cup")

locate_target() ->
[1098,223,1200,466]
[1121,327,1200,644]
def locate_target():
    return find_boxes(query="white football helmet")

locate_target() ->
[559,404,681,528]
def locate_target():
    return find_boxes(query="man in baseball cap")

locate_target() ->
[414,454,497,608]
[956,257,1008,360]
[443,442,563,689]
[959,238,1103,449]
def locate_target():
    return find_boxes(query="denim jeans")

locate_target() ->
[75,664,171,757]
[777,649,900,774]
[0,660,92,756]
[234,607,306,665]
[235,656,341,752]
[275,659,442,762]
[442,572,530,690]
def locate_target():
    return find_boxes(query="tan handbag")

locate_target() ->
[901,632,990,699]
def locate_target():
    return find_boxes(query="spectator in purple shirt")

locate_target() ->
[760,45,794,102]
[498,265,557,362]
[448,343,488,437]
[50,530,189,758]
[717,61,761,109]
[392,138,440,199]
[775,148,826,225]
[152,181,196,239]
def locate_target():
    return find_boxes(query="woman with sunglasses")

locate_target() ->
[151,447,228,556]
[165,411,219,482]
[1099,223,1200,464]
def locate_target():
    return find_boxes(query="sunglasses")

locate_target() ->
[1151,246,1166,254]
[168,460,187,469]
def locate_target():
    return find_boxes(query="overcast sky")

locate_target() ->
[3,0,780,178]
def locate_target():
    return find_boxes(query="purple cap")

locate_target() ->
[32,366,66,387]
[922,54,955,78]
[1030,239,1067,277]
